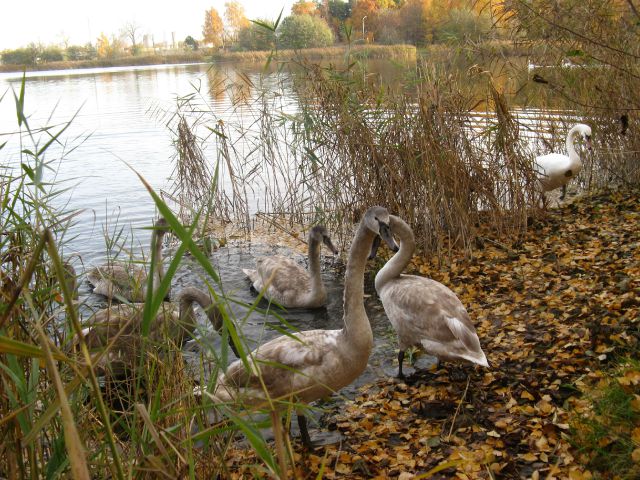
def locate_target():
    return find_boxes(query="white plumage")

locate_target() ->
[374,215,488,378]
[242,225,338,308]
[535,123,592,199]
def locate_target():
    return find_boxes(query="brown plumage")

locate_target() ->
[242,225,339,308]
[374,215,488,378]
[209,207,398,447]
[75,286,238,376]
[87,218,169,302]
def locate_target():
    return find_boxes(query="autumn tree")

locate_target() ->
[203,7,225,47]
[350,0,393,42]
[224,1,250,43]
[291,0,319,16]
[278,14,334,49]
[436,8,492,43]
[319,0,352,39]
[96,33,123,58]
[237,19,277,51]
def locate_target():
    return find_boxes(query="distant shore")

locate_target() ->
[0,44,417,73]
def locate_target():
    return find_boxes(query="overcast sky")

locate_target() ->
[1,0,295,50]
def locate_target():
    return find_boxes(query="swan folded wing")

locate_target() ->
[535,153,574,185]
[256,256,311,304]
[214,329,342,405]
[87,264,147,300]
[380,276,475,348]
[80,303,181,355]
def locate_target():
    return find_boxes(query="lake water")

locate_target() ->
[0,61,579,263]
[0,63,251,263]
[1,62,433,396]
[1,61,580,400]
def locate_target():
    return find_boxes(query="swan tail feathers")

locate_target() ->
[242,268,259,283]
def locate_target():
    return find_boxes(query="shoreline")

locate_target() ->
[0,44,417,74]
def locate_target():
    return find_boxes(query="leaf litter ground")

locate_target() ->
[221,189,640,479]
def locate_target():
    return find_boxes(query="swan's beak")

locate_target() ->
[368,235,382,260]
[323,236,339,255]
[379,223,399,253]
[585,135,592,151]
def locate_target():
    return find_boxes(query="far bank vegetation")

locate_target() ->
[2,0,496,71]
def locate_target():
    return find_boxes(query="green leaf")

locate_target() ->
[0,335,66,360]
[14,70,27,127]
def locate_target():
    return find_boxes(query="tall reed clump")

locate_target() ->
[164,55,545,257]
[0,76,97,479]
[283,60,540,255]
[0,78,300,479]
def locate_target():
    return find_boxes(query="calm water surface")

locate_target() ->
[0,63,267,263]
[1,63,431,395]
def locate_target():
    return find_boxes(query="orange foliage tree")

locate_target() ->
[292,0,319,16]
[225,1,250,43]
[203,7,225,47]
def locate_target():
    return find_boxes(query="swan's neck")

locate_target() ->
[151,229,166,294]
[342,222,374,350]
[178,287,216,331]
[375,216,415,291]
[566,126,582,166]
[307,238,324,296]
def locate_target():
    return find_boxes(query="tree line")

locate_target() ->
[2,0,636,65]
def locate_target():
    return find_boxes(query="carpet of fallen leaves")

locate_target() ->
[221,189,640,479]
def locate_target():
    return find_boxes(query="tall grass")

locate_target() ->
[0,78,306,479]
[173,55,543,257]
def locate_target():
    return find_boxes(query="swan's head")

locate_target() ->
[575,124,592,150]
[154,217,170,232]
[309,225,339,255]
[363,206,398,254]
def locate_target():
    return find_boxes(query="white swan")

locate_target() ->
[77,286,239,375]
[535,123,592,200]
[374,215,488,378]
[208,207,398,447]
[87,218,170,302]
[242,225,339,308]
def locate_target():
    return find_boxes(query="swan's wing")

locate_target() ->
[255,256,311,304]
[77,302,181,372]
[214,329,344,404]
[379,275,485,363]
[87,264,147,301]
[535,153,574,179]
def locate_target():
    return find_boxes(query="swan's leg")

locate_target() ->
[297,414,313,448]
[560,184,567,200]
[397,350,406,379]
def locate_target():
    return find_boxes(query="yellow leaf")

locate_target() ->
[519,452,538,462]
[521,390,535,401]
[618,370,640,386]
